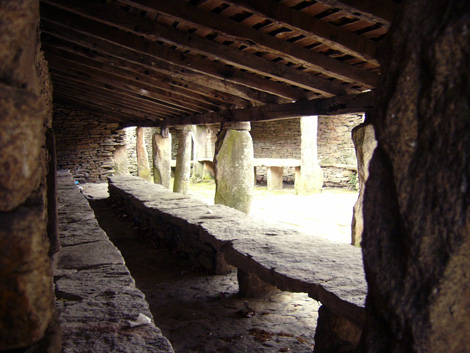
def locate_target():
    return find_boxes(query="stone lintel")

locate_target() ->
[220,122,251,131]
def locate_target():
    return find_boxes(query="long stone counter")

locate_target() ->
[108,175,367,352]
[56,171,174,353]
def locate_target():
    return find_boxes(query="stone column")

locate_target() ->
[351,122,376,246]
[193,125,209,178]
[214,122,254,214]
[295,116,323,195]
[136,127,151,182]
[173,125,192,194]
[113,145,129,175]
[152,128,172,189]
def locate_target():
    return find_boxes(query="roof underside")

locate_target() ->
[40,0,400,127]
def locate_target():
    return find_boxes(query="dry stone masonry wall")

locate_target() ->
[53,104,126,182]
[251,115,363,188]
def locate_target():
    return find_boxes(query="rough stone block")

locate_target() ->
[0,83,46,211]
[237,269,278,297]
[0,205,54,350]
[313,305,362,353]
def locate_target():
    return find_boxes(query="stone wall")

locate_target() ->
[124,126,158,178]
[53,104,126,183]
[251,115,363,188]
[0,0,59,350]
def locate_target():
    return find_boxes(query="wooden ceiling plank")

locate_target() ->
[161,91,375,126]
[40,1,357,95]
[50,72,177,116]
[44,46,217,112]
[311,0,398,26]
[46,44,239,108]
[54,89,164,121]
[219,0,378,63]
[116,0,378,86]
[52,81,170,119]
[47,58,200,115]
[40,20,305,103]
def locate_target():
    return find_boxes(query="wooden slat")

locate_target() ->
[41,21,290,104]
[118,0,378,86]
[41,1,355,95]
[220,0,378,63]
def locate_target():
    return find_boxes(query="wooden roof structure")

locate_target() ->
[39,0,400,127]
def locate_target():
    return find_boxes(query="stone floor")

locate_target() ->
[80,181,359,352]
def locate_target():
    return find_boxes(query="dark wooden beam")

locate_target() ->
[155,91,375,127]
[41,1,356,95]
[45,48,216,113]
[124,0,378,64]
[313,0,399,26]
[47,54,205,115]
[51,75,172,119]
[41,21,289,105]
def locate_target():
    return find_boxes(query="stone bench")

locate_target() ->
[253,158,301,190]
[108,175,367,352]
[56,171,174,353]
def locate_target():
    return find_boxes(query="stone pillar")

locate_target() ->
[193,125,209,178]
[351,122,376,246]
[0,0,59,350]
[113,144,129,175]
[214,122,254,214]
[361,1,470,351]
[295,116,323,195]
[136,127,151,181]
[173,125,192,194]
[152,128,172,189]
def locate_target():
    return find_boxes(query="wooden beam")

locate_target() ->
[160,91,375,126]
[50,74,172,119]
[42,34,252,108]
[46,54,209,115]
[40,21,289,105]
[124,0,378,64]
[45,48,216,113]
[43,44,233,110]
[41,1,356,95]
[313,0,399,26]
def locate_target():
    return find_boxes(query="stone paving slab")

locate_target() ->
[108,175,366,327]
[56,171,174,353]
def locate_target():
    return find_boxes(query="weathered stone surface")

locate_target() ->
[56,171,174,353]
[113,145,129,175]
[314,305,362,353]
[108,176,366,329]
[0,83,46,211]
[295,116,323,195]
[351,123,376,246]
[238,269,278,297]
[214,128,254,213]
[361,1,470,351]
[152,132,172,188]
[0,0,40,92]
[173,126,192,194]
[0,205,54,350]
[136,127,152,182]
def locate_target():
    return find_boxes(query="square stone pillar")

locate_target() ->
[214,122,254,214]
[295,116,323,195]
[267,166,284,191]
[152,128,172,189]
[136,127,151,182]
[173,125,192,194]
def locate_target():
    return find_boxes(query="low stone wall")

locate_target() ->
[53,104,127,183]
[56,171,174,353]
[109,175,367,352]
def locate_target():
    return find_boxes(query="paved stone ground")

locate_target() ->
[82,183,319,352]
[80,181,359,352]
